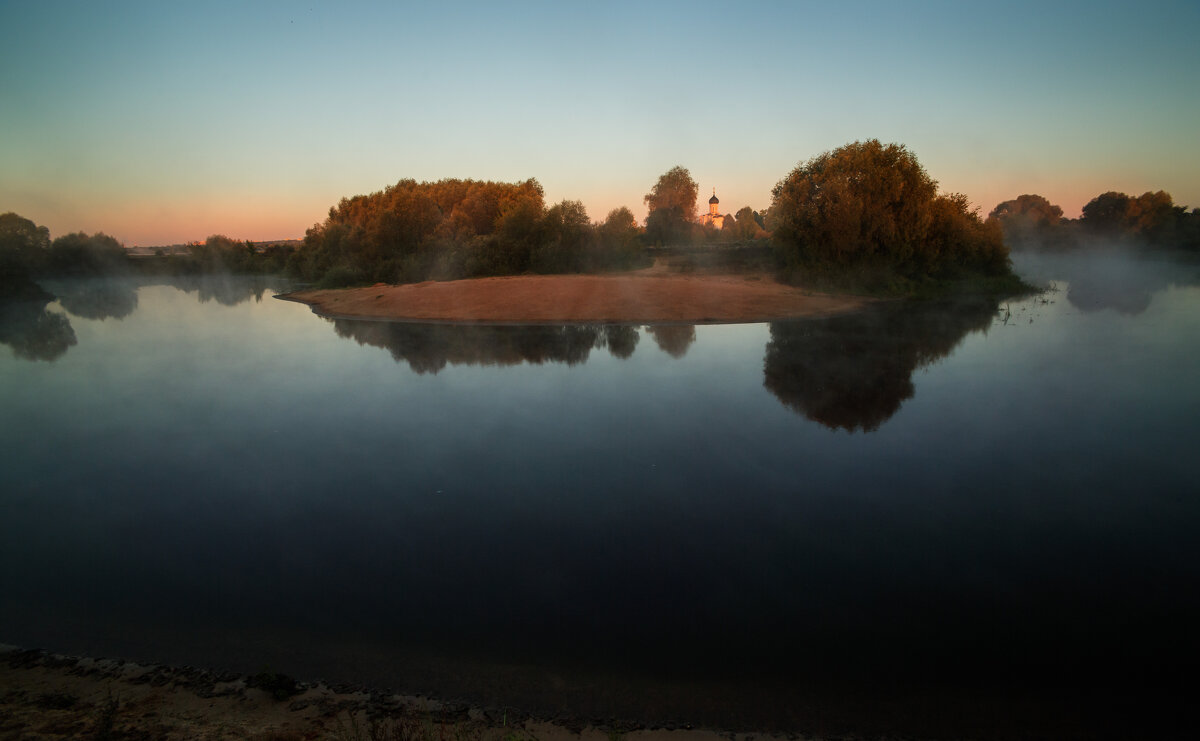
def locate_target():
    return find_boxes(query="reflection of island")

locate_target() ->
[763,299,997,432]
[330,320,653,373]
[0,292,77,362]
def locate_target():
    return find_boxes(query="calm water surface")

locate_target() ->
[2,256,1199,733]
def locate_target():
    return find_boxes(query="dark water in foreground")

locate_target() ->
[2,255,1199,736]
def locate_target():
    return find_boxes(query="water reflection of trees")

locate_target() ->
[647,324,697,358]
[330,320,704,372]
[1064,264,1200,315]
[53,280,138,320]
[1013,250,1200,316]
[166,274,283,307]
[763,298,997,432]
[0,294,77,362]
[331,320,651,374]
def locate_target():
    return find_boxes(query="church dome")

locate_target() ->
[709,191,719,205]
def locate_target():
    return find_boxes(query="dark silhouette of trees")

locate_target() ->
[991,191,1200,251]
[1079,190,1196,247]
[643,166,699,246]
[1,212,51,293]
[990,194,1063,226]
[48,232,130,275]
[1080,192,1133,235]
[987,194,1068,249]
[770,140,1009,281]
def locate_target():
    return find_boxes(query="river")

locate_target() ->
[2,252,1198,736]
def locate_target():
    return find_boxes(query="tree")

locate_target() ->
[1080,191,1133,234]
[597,207,639,247]
[1079,190,1188,245]
[721,213,739,238]
[643,166,698,246]
[48,232,128,275]
[1127,190,1179,243]
[987,194,1067,250]
[1,212,51,290]
[770,139,1008,277]
[733,206,767,241]
[292,178,549,284]
[770,140,937,266]
[988,194,1062,228]
[534,200,592,272]
[591,206,646,270]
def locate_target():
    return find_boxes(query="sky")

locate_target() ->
[2,0,1198,246]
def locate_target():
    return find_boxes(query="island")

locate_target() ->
[278,264,867,323]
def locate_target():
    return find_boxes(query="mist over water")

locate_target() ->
[1011,244,1200,315]
[2,258,1199,735]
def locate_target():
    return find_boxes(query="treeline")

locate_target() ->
[179,235,294,274]
[987,191,1200,251]
[287,178,647,287]
[1,211,293,297]
[2,213,128,295]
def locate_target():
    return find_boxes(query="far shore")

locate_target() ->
[276,265,868,324]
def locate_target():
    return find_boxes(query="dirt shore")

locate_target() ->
[278,268,866,324]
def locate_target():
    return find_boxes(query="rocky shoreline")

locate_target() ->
[0,644,788,741]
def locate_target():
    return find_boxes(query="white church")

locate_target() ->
[698,188,725,229]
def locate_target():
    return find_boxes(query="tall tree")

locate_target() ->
[770,140,937,265]
[1,212,51,291]
[1080,191,1133,234]
[48,232,128,275]
[770,139,1007,276]
[733,206,766,240]
[643,166,698,246]
[987,194,1066,249]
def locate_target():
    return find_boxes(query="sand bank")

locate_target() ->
[278,271,866,324]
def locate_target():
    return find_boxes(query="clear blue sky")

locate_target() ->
[2,0,1197,245]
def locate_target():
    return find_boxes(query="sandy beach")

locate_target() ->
[278,269,867,324]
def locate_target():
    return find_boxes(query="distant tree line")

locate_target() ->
[22,135,1151,300]
[1,211,295,298]
[987,191,1200,251]
[289,170,782,288]
[183,235,294,274]
[288,178,648,287]
[2,213,129,294]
